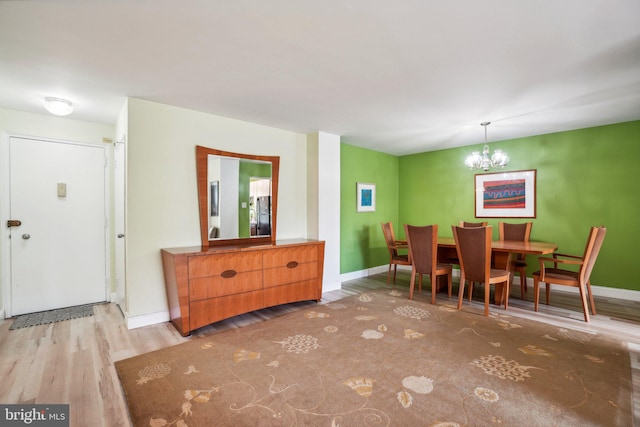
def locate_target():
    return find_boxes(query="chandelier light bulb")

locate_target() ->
[464,122,509,171]
[44,97,73,116]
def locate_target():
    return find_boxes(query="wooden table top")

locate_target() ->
[437,237,558,255]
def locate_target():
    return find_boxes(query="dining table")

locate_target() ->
[436,237,559,305]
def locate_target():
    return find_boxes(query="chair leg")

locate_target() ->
[483,281,490,316]
[393,264,398,283]
[408,269,418,300]
[503,276,510,311]
[457,276,466,310]
[430,274,436,305]
[545,283,551,305]
[468,282,474,301]
[586,281,597,315]
[518,267,526,299]
[447,272,452,299]
[418,274,423,293]
[533,277,540,312]
[578,282,591,322]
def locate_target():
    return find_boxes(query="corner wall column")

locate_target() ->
[307,132,341,292]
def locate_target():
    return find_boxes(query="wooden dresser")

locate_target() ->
[161,239,325,336]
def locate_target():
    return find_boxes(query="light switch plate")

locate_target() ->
[57,183,67,197]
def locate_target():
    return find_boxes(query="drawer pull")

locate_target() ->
[221,269,237,278]
[286,261,299,269]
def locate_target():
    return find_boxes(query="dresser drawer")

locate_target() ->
[190,270,263,300]
[188,251,262,279]
[190,291,264,331]
[263,279,320,306]
[263,261,318,288]
[262,245,318,269]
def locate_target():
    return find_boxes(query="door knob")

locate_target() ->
[117,233,125,238]
[22,234,30,240]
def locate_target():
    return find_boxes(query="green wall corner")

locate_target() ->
[340,144,400,273]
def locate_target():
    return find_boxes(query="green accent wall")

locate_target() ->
[340,143,400,273]
[342,120,640,291]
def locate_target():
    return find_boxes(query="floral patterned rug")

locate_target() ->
[115,288,632,426]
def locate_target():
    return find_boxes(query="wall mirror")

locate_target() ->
[196,145,280,248]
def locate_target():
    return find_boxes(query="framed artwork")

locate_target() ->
[475,170,536,218]
[356,182,376,212]
[210,181,219,217]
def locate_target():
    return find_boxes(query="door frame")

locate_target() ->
[0,132,112,318]
[114,134,126,314]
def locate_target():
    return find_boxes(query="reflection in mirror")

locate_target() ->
[250,178,271,237]
[207,156,271,240]
[196,146,279,248]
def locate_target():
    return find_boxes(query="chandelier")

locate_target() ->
[464,122,509,171]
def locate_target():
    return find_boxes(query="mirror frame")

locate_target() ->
[196,145,280,248]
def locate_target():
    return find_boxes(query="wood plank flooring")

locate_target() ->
[0,272,638,426]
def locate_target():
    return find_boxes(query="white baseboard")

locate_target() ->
[340,265,388,282]
[342,265,640,302]
[322,280,342,293]
[124,268,639,330]
[0,308,4,320]
[126,310,170,330]
[524,277,640,301]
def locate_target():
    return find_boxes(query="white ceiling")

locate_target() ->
[1,1,639,156]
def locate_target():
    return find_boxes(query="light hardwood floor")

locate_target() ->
[0,272,638,426]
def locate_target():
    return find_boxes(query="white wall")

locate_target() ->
[307,131,341,292]
[126,98,310,319]
[0,108,115,144]
[0,103,332,325]
[0,108,115,316]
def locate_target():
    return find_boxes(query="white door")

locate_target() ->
[9,136,107,316]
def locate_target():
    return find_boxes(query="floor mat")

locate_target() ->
[9,304,96,330]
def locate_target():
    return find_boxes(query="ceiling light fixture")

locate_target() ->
[464,121,509,171]
[44,97,73,116]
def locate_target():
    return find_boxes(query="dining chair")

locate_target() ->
[453,221,488,292]
[404,224,452,304]
[459,221,488,228]
[440,221,489,266]
[381,222,411,285]
[453,225,511,316]
[532,226,606,322]
[499,222,532,299]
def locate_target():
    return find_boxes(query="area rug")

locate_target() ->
[115,289,632,426]
[9,303,95,330]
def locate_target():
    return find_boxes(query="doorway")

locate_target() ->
[4,136,108,316]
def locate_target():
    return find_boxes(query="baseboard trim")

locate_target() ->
[322,280,342,293]
[0,308,4,320]
[127,310,170,330]
[525,277,640,302]
[342,265,640,302]
[340,265,388,282]
[127,269,639,330]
